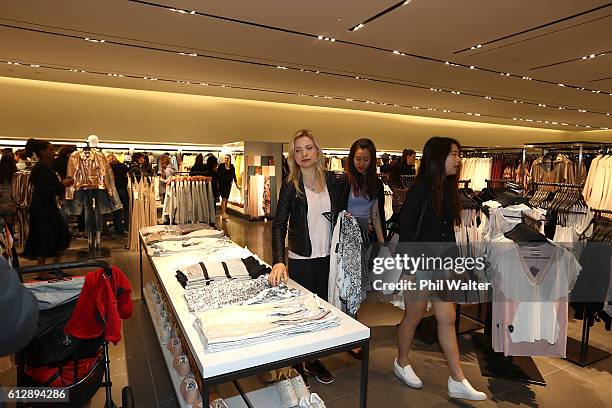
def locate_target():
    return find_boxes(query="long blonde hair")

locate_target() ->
[287,129,327,194]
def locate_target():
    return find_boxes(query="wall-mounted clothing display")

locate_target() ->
[583,154,612,210]
[460,158,492,191]
[530,154,586,186]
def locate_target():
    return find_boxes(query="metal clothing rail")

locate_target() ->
[532,181,585,189]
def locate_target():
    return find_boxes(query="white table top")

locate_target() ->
[141,231,370,379]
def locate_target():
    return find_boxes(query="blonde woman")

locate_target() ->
[270,129,339,385]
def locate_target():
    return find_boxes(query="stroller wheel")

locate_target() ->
[121,386,134,408]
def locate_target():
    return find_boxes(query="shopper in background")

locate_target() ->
[218,154,239,220]
[204,155,220,204]
[0,152,19,266]
[392,148,416,177]
[22,139,73,278]
[109,154,130,235]
[270,129,339,385]
[14,149,28,170]
[395,136,486,401]
[130,152,154,177]
[158,155,175,203]
[379,153,392,175]
[339,138,386,243]
[189,153,206,176]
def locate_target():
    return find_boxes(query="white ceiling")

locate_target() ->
[0,0,610,131]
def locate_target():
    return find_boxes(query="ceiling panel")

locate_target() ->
[0,0,610,132]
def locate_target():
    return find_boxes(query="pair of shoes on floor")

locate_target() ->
[159,322,173,345]
[393,358,486,401]
[158,309,169,326]
[180,376,199,405]
[167,337,182,357]
[276,369,326,408]
[173,355,191,377]
[304,360,334,384]
[209,398,229,408]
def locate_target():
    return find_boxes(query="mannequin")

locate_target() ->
[66,135,122,250]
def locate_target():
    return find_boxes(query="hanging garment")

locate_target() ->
[11,170,33,244]
[488,237,581,357]
[328,212,367,316]
[127,175,157,251]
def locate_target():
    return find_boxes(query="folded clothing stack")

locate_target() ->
[183,275,270,313]
[196,293,340,352]
[175,256,272,288]
[144,227,225,245]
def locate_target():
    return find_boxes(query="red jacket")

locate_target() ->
[65,265,133,344]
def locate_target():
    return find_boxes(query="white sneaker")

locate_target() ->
[277,372,299,408]
[393,358,422,388]
[159,322,172,345]
[309,393,326,408]
[289,369,311,400]
[448,377,487,401]
[298,396,311,408]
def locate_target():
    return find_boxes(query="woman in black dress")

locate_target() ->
[22,139,73,272]
[217,154,239,220]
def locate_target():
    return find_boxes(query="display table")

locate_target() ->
[139,227,371,407]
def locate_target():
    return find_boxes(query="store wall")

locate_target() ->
[0,76,601,151]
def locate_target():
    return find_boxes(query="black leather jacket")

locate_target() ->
[272,171,339,265]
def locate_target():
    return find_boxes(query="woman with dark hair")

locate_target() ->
[218,154,239,220]
[22,139,73,275]
[204,155,220,203]
[394,137,486,401]
[339,138,386,243]
[189,153,206,176]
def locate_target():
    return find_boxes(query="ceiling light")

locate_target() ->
[179,52,197,57]
[469,65,476,69]
[84,37,105,43]
[393,50,400,55]
[317,35,323,40]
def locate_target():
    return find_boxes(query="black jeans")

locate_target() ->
[287,256,330,301]
[112,188,130,234]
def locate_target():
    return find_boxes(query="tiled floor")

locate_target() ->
[2,214,611,408]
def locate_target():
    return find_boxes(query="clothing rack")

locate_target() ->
[532,181,584,189]
[565,208,612,367]
[526,141,612,184]
[458,179,471,189]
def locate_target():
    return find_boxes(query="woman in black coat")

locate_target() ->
[217,154,239,220]
[22,139,74,277]
[394,137,486,401]
[270,129,339,385]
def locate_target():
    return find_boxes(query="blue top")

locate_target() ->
[347,187,374,218]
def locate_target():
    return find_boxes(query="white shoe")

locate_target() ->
[298,396,311,408]
[277,372,299,408]
[159,322,172,345]
[448,377,487,401]
[393,358,422,388]
[289,369,311,400]
[309,393,326,408]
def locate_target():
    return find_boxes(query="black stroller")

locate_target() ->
[15,260,134,408]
